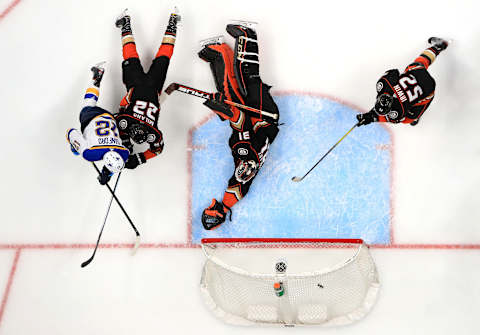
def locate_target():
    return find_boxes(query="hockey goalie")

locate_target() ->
[199,22,280,230]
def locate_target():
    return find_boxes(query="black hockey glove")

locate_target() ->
[125,153,147,169]
[356,111,377,126]
[203,93,233,121]
[98,166,113,185]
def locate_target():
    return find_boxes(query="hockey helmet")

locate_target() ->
[103,150,124,173]
[129,123,149,144]
[373,93,393,116]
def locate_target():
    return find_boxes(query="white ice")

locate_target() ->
[0,0,479,334]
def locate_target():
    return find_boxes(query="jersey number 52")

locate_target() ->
[95,120,118,137]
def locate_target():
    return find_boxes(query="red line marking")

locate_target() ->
[0,249,21,329]
[0,243,199,250]
[372,243,480,250]
[0,243,477,250]
[0,0,21,21]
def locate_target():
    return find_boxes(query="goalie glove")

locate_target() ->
[125,153,147,169]
[203,93,233,121]
[201,198,232,230]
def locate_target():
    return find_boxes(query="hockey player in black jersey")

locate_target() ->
[114,8,180,169]
[356,37,449,126]
[198,22,280,230]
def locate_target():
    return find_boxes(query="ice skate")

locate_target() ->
[198,36,224,63]
[428,37,449,51]
[91,61,106,86]
[228,19,258,30]
[115,8,131,29]
[199,35,224,48]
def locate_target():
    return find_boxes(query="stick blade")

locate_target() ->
[81,256,94,268]
[164,83,179,95]
[131,235,141,255]
[291,176,303,183]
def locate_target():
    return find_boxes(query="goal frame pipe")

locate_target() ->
[201,238,364,245]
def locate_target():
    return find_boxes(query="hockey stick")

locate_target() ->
[291,122,360,182]
[81,172,121,268]
[92,163,141,254]
[165,82,278,120]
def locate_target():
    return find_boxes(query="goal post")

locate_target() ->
[200,238,380,327]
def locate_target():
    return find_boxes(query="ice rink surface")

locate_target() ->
[1,0,480,334]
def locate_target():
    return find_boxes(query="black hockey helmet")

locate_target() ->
[373,93,393,116]
[129,123,149,144]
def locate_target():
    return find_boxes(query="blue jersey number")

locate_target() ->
[95,120,118,137]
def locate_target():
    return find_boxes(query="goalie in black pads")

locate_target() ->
[357,37,449,127]
[199,22,280,230]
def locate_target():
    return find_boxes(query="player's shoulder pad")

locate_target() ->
[377,69,400,93]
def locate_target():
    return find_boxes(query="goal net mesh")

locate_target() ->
[200,238,379,326]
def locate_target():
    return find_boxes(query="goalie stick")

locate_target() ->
[291,122,360,182]
[165,83,278,120]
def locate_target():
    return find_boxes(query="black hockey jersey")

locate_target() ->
[375,67,436,124]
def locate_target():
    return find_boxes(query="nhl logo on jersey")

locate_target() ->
[376,82,383,93]
[238,148,248,156]
[388,110,399,119]
[147,133,156,143]
[119,119,128,130]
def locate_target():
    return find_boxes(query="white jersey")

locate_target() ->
[67,113,130,162]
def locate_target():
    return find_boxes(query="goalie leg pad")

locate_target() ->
[198,43,245,105]
[226,24,260,97]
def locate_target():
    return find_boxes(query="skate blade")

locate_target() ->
[229,19,258,29]
[93,61,106,69]
[116,8,129,21]
[172,6,182,25]
[199,35,224,48]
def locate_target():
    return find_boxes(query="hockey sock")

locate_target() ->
[155,11,179,59]
[83,79,100,108]
[413,46,441,69]
[119,18,139,60]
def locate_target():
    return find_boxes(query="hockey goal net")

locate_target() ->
[200,238,379,327]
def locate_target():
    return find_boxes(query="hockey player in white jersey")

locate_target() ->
[67,63,130,185]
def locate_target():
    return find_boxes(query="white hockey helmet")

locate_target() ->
[102,151,124,173]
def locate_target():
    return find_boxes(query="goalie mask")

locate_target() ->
[373,93,393,116]
[235,159,258,184]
